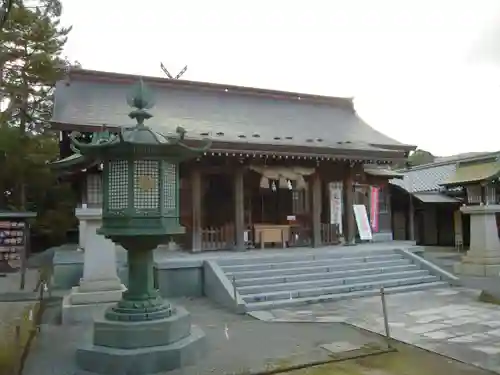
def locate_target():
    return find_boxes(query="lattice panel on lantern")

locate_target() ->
[134,160,159,209]
[163,162,177,211]
[86,174,103,207]
[108,161,129,210]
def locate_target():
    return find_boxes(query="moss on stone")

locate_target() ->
[283,343,488,375]
[478,290,500,305]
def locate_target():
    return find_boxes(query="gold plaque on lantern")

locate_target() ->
[138,175,155,191]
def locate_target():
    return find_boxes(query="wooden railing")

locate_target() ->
[201,224,235,251]
[288,225,311,247]
[321,223,340,245]
[198,223,338,250]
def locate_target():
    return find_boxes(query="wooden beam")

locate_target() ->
[311,173,322,247]
[343,164,356,245]
[234,167,245,250]
[191,168,202,252]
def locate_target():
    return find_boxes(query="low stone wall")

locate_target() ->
[52,248,205,298]
[52,249,128,290]
[155,259,204,298]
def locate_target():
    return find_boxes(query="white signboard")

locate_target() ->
[329,182,343,235]
[353,204,372,241]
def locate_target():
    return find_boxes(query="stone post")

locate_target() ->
[62,207,126,325]
[454,204,500,276]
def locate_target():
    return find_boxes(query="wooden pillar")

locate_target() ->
[343,164,356,245]
[191,168,202,252]
[311,172,322,247]
[234,167,245,251]
[408,193,415,241]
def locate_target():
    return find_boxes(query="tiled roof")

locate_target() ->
[50,69,414,159]
[391,150,500,193]
[391,163,457,193]
[442,158,500,186]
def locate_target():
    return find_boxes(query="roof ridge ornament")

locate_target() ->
[69,126,120,153]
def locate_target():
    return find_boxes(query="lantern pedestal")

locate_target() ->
[75,307,206,375]
[75,236,206,375]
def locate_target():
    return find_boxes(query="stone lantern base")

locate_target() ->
[454,204,500,276]
[75,305,206,375]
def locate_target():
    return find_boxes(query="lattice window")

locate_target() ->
[466,185,482,204]
[134,160,159,209]
[86,174,102,207]
[292,188,308,214]
[108,161,129,210]
[485,185,496,204]
[163,162,177,210]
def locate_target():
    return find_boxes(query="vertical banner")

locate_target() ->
[353,204,373,241]
[329,182,343,235]
[370,186,380,233]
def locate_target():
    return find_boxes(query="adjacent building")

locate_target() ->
[390,151,500,248]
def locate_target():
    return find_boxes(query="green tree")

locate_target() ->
[0,0,78,243]
[0,126,77,242]
[1,0,73,133]
[394,149,436,169]
[408,149,435,167]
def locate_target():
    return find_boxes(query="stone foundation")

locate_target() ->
[75,306,206,374]
[454,205,500,277]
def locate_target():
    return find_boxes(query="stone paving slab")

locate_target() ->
[254,287,500,373]
[23,298,385,375]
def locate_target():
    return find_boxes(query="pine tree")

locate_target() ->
[0,0,74,133]
[0,0,78,242]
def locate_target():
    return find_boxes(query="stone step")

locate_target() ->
[244,281,448,311]
[217,249,397,266]
[242,275,439,303]
[234,264,418,287]
[221,253,404,273]
[237,269,429,295]
[226,259,411,279]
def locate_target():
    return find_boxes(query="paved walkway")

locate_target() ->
[23,298,386,375]
[250,286,500,373]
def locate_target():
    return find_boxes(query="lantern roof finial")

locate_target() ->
[127,78,155,127]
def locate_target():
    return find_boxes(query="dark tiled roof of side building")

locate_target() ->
[390,151,500,193]
[50,68,415,159]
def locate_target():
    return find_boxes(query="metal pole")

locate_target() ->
[380,287,392,348]
[232,276,237,302]
[19,222,29,290]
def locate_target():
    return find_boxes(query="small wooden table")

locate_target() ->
[253,224,290,249]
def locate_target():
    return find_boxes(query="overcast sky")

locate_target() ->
[61,0,500,156]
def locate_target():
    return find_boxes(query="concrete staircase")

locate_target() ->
[216,248,451,311]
